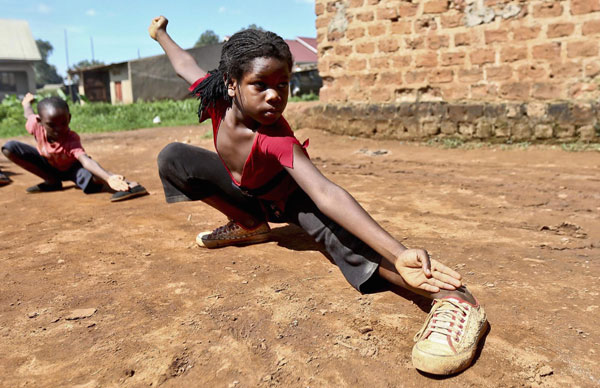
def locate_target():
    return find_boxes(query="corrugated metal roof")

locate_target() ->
[0,19,42,61]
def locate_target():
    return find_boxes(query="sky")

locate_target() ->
[1,0,317,78]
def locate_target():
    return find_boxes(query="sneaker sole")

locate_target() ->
[412,319,489,375]
[196,231,271,249]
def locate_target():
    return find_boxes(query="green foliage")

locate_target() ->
[288,93,319,102]
[194,30,220,47]
[0,98,200,138]
[70,59,106,71]
[240,24,265,32]
[34,39,63,87]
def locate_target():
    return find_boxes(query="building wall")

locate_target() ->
[0,61,36,99]
[309,0,600,142]
[108,63,133,104]
[316,0,600,103]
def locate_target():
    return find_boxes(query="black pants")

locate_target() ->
[2,140,102,193]
[157,142,381,292]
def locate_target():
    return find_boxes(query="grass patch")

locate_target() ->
[289,93,319,102]
[0,96,200,138]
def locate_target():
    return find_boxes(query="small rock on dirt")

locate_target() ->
[65,308,97,320]
[538,365,553,377]
[358,326,373,334]
[28,311,38,318]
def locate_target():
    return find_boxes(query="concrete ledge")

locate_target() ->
[285,102,600,142]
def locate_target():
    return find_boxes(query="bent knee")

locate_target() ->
[157,142,186,173]
[1,141,18,157]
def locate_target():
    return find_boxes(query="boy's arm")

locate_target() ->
[285,145,462,293]
[76,154,129,191]
[149,16,206,85]
[21,93,36,119]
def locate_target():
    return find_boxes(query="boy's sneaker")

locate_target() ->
[0,172,11,185]
[196,220,271,249]
[412,296,488,375]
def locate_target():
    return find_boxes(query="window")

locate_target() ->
[0,72,18,92]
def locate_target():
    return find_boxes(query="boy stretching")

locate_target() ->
[1,93,147,201]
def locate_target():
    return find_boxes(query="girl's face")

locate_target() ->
[229,56,291,126]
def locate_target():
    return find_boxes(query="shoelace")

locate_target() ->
[209,220,240,238]
[414,298,469,344]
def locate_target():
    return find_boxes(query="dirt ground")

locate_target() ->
[0,121,599,388]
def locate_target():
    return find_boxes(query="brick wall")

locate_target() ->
[307,0,600,141]
[316,0,600,103]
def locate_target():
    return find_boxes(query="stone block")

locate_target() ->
[441,121,457,135]
[555,124,576,138]
[475,120,494,138]
[511,121,533,140]
[534,124,554,139]
[577,125,598,140]
[547,103,572,124]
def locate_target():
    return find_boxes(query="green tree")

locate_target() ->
[194,30,220,47]
[241,24,265,31]
[70,59,105,70]
[34,39,63,87]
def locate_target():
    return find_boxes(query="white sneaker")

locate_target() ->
[412,296,488,375]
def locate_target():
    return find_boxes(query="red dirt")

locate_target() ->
[1,124,598,387]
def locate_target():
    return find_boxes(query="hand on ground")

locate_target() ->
[394,249,462,293]
[107,175,129,191]
[149,16,168,40]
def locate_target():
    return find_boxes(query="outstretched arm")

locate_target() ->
[149,16,206,85]
[76,154,130,191]
[285,145,462,293]
[21,93,36,119]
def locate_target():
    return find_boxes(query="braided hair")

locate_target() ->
[192,29,293,117]
[37,96,70,115]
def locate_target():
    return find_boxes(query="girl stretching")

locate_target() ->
[149,16,487,375]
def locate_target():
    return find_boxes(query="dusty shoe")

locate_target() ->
[412,296,488,375]
[196,220,271,249]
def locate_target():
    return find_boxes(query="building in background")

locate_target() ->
[286,37,323,96]
[0,19,41,100]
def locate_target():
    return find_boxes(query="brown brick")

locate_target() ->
[404,70,427,84]
[569,82,598,98]
[390,21,411,34]
[315,3,325,16]
[583,20,600,35]
[513,26,541,41]
[532,2,563,17]
[424,0,449,14]
[571,0,600,15]
[428,34,450,50]
[335,75,355,88]
[470,49,495,65]
[585,60,600,77]
[501,46,527,62]
[370,87,393,103]
[486,65,513,81]
[335,45,353,56]
[567,41,599,58]
[368,24,387,37]
[415,17,438,33]
[378,38,400,53]
[348,0,364,7]
[377,7,399,20]
[532,82,564,99]
[517,64,547,80]
[416,52,438,67]
[398,2,419,17]
[348,59,367,71]
[471,83,497,99]
[441,51,466,66]
[377,72,402,86]
[485,29,509,44]
[441,83,469,100]
[458,68,483,82]
[357,11,375,22]
[315,17,329,29]
[405,37,425,50]
[549,61,582,78]
[367,0,381,5]
[454,32,471,46]
[327,29,344,41]
[347,27,365,40]
[441,11,463,28]
[356,42,375,54]
[369,57,390,69]
[532,42,562,60]
[358,74,377,88]
[429,69,454,83]
[391,55,412,67]
[500,82,530,100]
[547,23,575,38]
